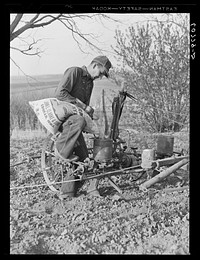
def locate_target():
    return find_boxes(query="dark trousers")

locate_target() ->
[56,114,99,195]
[56,114,88,161]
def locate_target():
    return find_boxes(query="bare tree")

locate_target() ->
[10,14,119,55]
[10,13,119,74]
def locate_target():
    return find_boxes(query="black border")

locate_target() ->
[6,3,198,256]
[5,3,198,13]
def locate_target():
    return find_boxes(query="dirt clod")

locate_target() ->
[10,133,189,254]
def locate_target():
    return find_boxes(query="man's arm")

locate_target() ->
[55,67,87,110]
[55,68,77,103]
[55,68,95,113]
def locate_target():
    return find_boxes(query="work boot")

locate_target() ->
[87,178,101,197]
[54,147,79,198]
[60,169,76,198]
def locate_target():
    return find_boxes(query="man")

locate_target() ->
[54,55,112,197]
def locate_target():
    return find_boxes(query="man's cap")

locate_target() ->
[92,56,112,77]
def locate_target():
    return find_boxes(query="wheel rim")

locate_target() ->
[41,133,75,193]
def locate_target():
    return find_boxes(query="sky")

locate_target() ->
[10,13,175,76]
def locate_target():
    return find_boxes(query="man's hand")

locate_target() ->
[75,98,94,119]
[85,105,94,119]
[75,98,87,110]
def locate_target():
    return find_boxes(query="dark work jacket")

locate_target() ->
[55,66,94,106]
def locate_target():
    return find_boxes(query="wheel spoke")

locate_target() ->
[41,134,80,193]
[41,134,62,192]
[45,150,55,156]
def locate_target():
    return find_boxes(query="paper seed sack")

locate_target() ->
[29,98,99,135]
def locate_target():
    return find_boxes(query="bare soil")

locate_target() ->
[10,132,189,254]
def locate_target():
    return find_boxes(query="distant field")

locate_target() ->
[10,74,62,94]
[10,74,120,107]
[10,74,62,85]
[10,74,122,131]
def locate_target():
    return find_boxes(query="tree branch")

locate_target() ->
[10,14,23,35]
[10,22,32,42]
[30,14,62,27]
[10,57,41,85]
[57,18,103,53]
[10,14,62,42]
[11,37,44,56]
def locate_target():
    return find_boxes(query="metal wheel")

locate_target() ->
[41,133,76,193]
